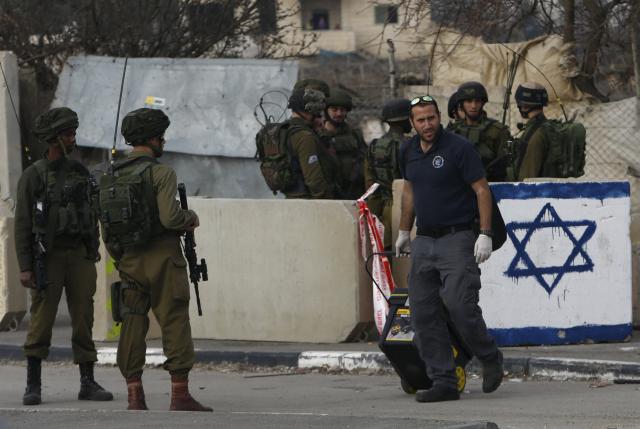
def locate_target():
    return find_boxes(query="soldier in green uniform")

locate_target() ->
[514,82,550,181]
[15,107,113,406]
[103,108,211,412]
[453,81,511,182]
[321,89,367,199]
[364,98,411,249]
[446,90,464,130]
[283,86,340,199]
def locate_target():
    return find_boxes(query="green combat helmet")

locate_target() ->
[325,89,353,111]
[292,79,330,98]
[381,98,411,122]
[514,82,549,107]
[287,87,326,117]
[33,107,79,143]
[121,108,170,145]
[457,81,489,103]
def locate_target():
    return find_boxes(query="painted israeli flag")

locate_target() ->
[482,182,632,346]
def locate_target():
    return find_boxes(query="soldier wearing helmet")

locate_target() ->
[16,107,113,406]
[513,82,551,180]
[446,90,465,130]
[320,88,367,200]
[102,108,211,412]
[364,98,412,248]
[452,82,511,182]
[282,82,339,199]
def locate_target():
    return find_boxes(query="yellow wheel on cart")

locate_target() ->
[456,366,466,393]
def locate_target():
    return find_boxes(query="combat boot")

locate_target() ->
[169,374,212,412]
[23,356,42,406]
[78,362,114,401]
[126,375,148,410]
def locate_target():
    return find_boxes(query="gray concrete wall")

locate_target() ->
[0,52,21,215]
[93,198,373,343]
[0,52,25,331]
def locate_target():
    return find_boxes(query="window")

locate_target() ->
[311,9,330,30]
[374,5,399,25]
[257,0,278,34]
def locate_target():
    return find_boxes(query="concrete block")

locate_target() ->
[392,181,632,345]
[185,198,372,342]
[92,199,372,343]
[0,52,22,217]
[0,217,25,331]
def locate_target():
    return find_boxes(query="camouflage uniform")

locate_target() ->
[284,117,339,199]
[16,107,112,406]
[320,123,366,199]
[102,108,211,412]
[364,125,405,247]
[453,113,511,182]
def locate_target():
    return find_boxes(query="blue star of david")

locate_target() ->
[505,203,596,295]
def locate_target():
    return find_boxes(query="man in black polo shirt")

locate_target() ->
[396,95,503,403]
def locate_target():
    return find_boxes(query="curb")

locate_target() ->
[2,344,639,382]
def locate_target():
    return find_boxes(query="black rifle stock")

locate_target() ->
[177,183,207,316]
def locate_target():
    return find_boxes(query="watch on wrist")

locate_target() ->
[479,229,493,237]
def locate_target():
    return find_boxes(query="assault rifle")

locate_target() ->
[177,183,207,316]
[33,200,47,291]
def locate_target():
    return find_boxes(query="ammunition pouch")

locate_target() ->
[110,280,150,323]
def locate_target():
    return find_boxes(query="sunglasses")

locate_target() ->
[411,95,435,106]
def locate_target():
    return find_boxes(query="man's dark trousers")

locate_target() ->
[408,230,499,389]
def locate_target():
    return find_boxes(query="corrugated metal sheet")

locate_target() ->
[53,55,298,158]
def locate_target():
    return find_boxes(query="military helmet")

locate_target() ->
[456,81,488,103]
[515,82,548,107]
[121,108,170,145]
[325,89,353,111]
[33,107,79,142]
[288,87,326,116]
[292,79,330,97]
[447,91,460,119]
[381,98,411,122]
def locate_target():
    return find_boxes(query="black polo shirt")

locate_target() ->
[399,127,485,229]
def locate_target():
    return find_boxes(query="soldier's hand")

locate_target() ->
[20,271,36,289]
[186,214,200,232]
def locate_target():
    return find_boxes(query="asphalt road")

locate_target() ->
[0,364,639,429]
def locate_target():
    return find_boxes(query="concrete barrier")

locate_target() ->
[0,52,25,331]
[0,217,24,331]
[94,199,373,343]
[392,180,632,346]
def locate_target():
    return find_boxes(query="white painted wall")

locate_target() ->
[392,181,632,345]
[0,51,24,331]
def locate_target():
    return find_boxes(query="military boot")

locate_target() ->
[23,357,42,406]
[78,362,114,401]
[126,375,148,410]
[169,374,212,412]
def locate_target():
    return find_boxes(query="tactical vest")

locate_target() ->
[455,118,505,161]
[99,157,165,251]
[367,131,403,199]
[325,125,365,199]
[33,159,97,246]
[454,117,509,181]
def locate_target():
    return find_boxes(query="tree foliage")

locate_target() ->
[392,0,637,100]
[0,0,313,89]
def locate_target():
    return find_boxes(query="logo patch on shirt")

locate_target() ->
[308,155,319,165]
[432,155,445,169]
